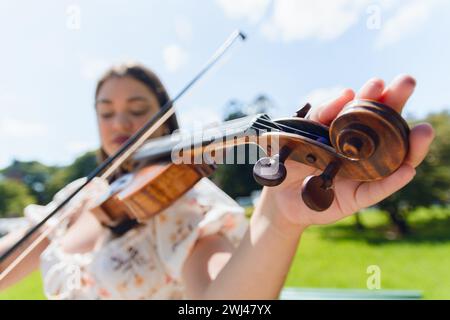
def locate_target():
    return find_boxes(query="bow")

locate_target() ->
[0,30,246,283]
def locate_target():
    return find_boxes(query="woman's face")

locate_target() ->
[96,76,168,156]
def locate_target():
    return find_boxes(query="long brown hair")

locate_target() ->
[95,63,179,178]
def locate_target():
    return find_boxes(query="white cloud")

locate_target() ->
[375,1,436,48]
[216,0,271,23]
[0,117,48,138]
[262,0,370,42]
[301,86,345,107]
[163,44,188,73]
[175,16,193,43]
[259,0,443,45]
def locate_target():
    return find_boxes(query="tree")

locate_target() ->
[211,94,275,198]
[44,151,97,202]
[0,160,59,205]
[377,111,450,234]
[0,179,36,217]
[0,151,98,206]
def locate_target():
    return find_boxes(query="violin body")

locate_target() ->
[91,99,410,226]
[92,163,216,226]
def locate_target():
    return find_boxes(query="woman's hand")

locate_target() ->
[257,74,435,231]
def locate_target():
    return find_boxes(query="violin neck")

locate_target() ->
[133,114,274,164]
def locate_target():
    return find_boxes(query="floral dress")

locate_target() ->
[24,177,248,299]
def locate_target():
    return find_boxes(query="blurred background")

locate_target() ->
[0,0,449,299]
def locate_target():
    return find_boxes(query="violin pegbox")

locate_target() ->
[252,99,410,212]
[253,103,328,187]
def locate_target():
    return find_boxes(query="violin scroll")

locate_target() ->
[329,99,409,162]
[254,99,410,212]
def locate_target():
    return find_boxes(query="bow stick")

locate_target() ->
[0,30,246,282]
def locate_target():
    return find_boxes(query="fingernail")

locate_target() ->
[403,75,416,87]
[396,74,416,87]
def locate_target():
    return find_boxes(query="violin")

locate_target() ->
[0,30,409,281]
[91,98,409,227]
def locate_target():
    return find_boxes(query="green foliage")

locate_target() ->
[285,208,450,299]
[211,94,274,198]
[0,179,36,217]
[0,151,98,209]
[3,208,450,299]
[44,151,97,202]
[377,111,450,233]
[212,150,262,198]
[0,271,45,300]
[0,160,58,204]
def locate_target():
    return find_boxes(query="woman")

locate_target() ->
[0,63,434,299]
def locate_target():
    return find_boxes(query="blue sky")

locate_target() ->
[1,0,449,168]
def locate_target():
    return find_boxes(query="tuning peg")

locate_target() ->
[294,103,312,118]
[301,161,341,211]
[253,147,292,187]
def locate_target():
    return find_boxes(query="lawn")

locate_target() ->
[1,207,449,300]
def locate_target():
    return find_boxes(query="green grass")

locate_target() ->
[1,207,450,299]
[0,271,45,300]
[285,206,450,299]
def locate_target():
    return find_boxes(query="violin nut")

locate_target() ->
[294,103,312,118]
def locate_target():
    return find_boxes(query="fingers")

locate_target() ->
[380,74,416,113]
[308,74,415,126]
[357,77,385,100]
[355,164,416,209]
[344,123,434,213]
[309,88,355,125]
[308,74,415,125]
[354,122,434,209]
[404,123,435,168]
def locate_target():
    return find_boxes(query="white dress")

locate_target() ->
[24,177,248,299]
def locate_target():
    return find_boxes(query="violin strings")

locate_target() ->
[253,117,318,137]
[136,115,328,158]
[252,117,329,142]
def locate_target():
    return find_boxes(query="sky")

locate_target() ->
[0,0,449,168]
